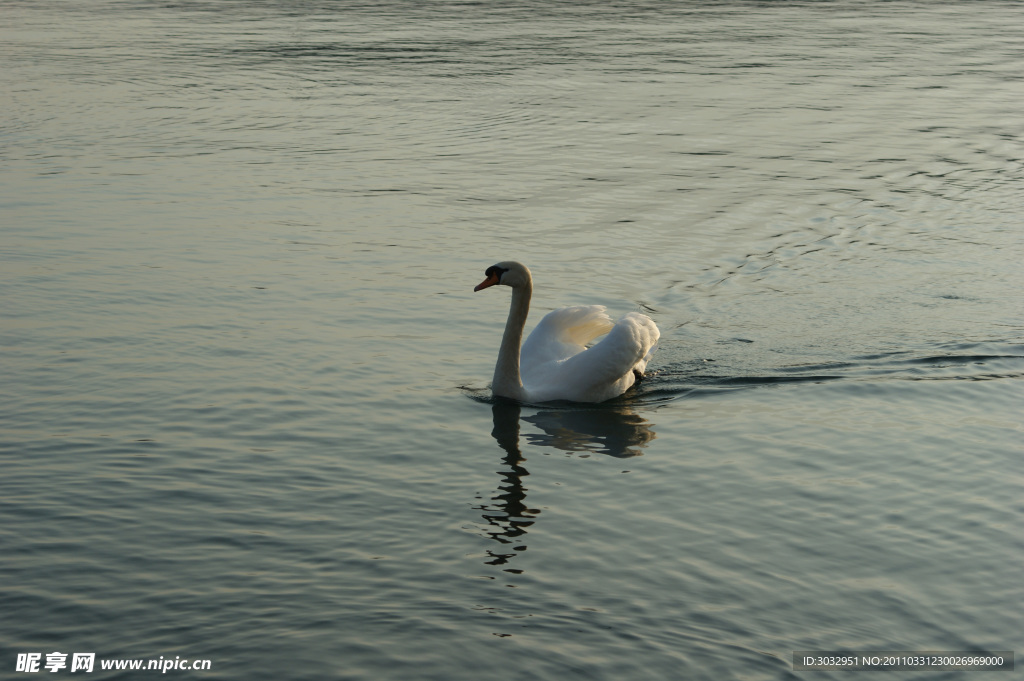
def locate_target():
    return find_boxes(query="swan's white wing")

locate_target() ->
[525,312,660,403]
[520,305,614,380]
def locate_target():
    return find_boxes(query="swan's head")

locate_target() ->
[474,261,531,291]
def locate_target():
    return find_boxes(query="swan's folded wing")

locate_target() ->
[546,312,660,401]
[521,305,615,378]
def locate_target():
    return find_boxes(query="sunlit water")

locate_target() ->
[2,1,1022,679]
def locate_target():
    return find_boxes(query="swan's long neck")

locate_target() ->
[492,280,531,401]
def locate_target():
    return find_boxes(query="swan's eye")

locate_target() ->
[485,265,508,282]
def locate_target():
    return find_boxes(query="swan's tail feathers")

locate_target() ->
[636,340,659,374]
[622,312,660,374]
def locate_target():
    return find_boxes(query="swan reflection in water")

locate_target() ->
[474,400,656,566]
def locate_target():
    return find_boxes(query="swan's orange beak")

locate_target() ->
[474,273,500,292]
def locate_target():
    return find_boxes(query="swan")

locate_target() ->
[474,261,660,403]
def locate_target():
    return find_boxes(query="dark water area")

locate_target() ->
[2,1,1022,679]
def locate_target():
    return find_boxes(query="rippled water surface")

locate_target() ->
[2,1,1022,679]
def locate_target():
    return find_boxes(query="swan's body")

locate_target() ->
[474,261,659,403]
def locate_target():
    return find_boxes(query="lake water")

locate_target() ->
[2,1,1022,679]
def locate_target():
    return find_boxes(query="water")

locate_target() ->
[2,1,1022,679]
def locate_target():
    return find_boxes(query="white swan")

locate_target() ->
[474,261,660,403]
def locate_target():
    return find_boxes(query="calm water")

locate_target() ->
[2,1,1022,679]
